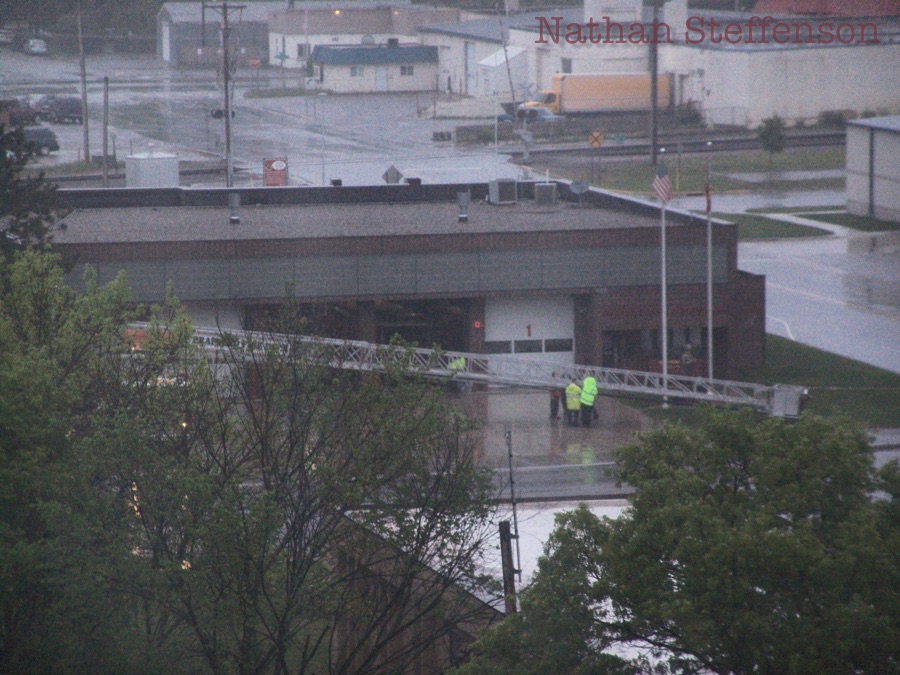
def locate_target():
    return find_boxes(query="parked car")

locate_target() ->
[23,38,48,55]
[22,127,60,155]
[0,98,38,128]
[39,95,83,124]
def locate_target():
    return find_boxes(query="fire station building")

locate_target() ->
[54,181,764,378]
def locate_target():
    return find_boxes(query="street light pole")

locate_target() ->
[705,141,714,378]
[222,4,233,189]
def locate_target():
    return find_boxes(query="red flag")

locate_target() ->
[705,164,712,214]
[653,162,672,204]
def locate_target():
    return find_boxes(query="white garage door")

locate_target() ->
[484,296,574,366]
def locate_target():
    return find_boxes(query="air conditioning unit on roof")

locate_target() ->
[534,182,557,206]
[489,179,517,204]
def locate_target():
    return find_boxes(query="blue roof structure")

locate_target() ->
[311,44,438,65]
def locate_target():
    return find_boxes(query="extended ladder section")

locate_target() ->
[172,325,806,418]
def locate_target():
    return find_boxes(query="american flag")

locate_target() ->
[653,162,673,204]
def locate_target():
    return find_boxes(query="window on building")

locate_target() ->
[561,57,573,74]
[544,338,574,352]
[513,339,542,354]
[297,44,309,59]
[484,341,512,354]
[400,65,415,76]
[350,66,364,77]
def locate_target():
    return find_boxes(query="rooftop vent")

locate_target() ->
[489,179,517,205]
[228,192,240,225]
[534,182,557,206]
[457,191,470,222]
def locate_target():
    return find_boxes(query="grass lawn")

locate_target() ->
[31,160,124,177]
[746,206,844,214]
[550,147,846,195]
[629,335,899,430]
[245,87,323,98]
[709,212,832,240]
[796,212,900,232]
[739,335,900,428]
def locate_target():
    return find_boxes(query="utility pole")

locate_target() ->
[223,5,233,189]
[649,0,659,164]
[206,2,244,222]
[77,0,90,164]
[102,76,109,186]
[499,521,518,614]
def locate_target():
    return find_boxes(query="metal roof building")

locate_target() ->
[54,181,765,379]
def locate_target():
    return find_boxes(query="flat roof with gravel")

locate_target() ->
[55,200,670,244]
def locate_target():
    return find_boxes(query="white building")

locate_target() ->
[420,10,583,98]
[477,45,529,98]
[435,0,900,127]
[311,44,439,93]
[662,30,900,128]
[846,115,900,222]
[269,2,459,69]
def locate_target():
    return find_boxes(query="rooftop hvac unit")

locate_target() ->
[534,182,557,206]
[489,179,517,205]
[125,152,179,188]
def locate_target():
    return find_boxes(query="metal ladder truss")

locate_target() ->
[132,324,806,418]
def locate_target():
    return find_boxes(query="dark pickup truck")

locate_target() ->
[36,95,83,124]
[23,127,60,155]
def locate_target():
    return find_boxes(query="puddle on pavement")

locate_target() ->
[449,387,660,470]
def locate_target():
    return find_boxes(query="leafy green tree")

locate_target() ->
[758,114,786,167]
[0,126,67,258]
[0,249,145,671]
[2,250,499,672]
[86,314,499,673]
[460,409,899,675]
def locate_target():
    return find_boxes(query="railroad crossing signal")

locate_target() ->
[588,131,604,148]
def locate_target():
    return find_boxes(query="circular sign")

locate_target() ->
[270,160,287,171]
[249,57,261,68]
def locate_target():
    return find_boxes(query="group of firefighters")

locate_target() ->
[550,376,600,428]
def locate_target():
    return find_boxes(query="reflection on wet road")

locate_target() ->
[740,236,899,373]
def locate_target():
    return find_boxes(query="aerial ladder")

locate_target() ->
[149,324,807,419]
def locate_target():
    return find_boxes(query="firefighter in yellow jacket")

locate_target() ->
[565,379,582,426]
[580,376,598,428]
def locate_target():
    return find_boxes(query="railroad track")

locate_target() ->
[512,130,845,159]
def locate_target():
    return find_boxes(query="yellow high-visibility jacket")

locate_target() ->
[580,377,598,406]
[565,383,582,411]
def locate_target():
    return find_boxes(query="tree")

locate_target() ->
[1,249,500,672]
[757,115,786,167]
[89,315,500,673]
[459,409,899,675]
[0,249,144,671]
[0,125,67,258]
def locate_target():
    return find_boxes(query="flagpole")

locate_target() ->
[653,158,672,409]
[706,157,714,379]
[661,202,668,408]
